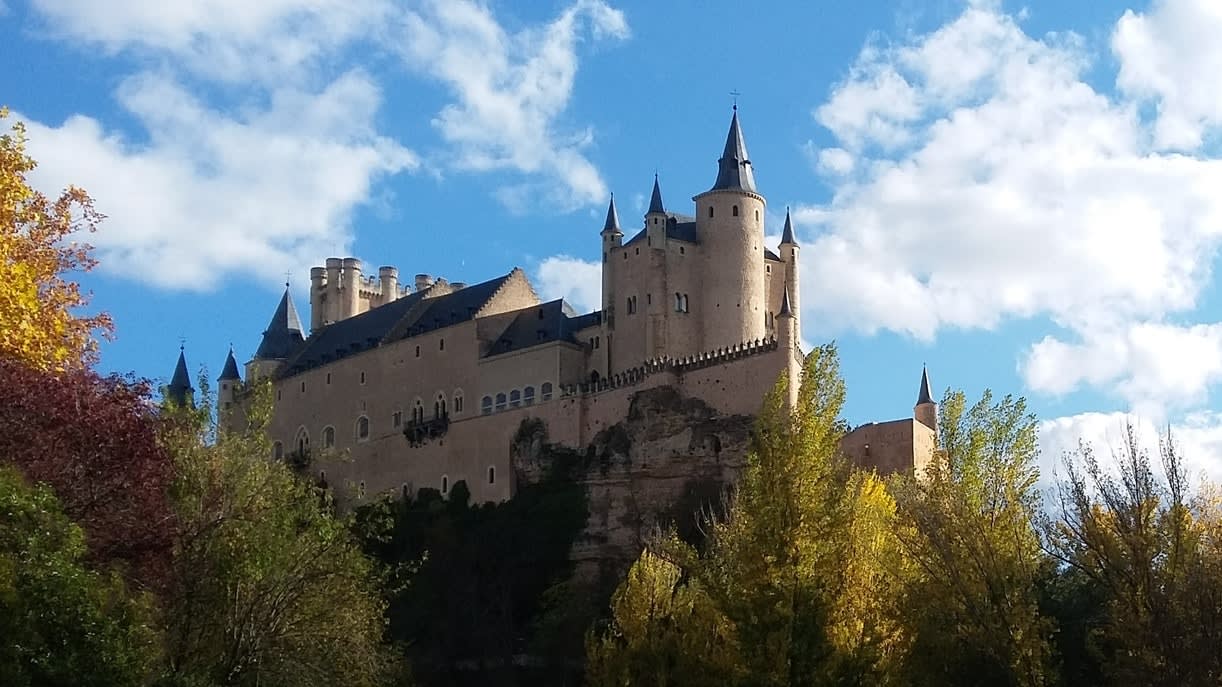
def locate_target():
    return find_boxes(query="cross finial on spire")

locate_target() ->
[730,89,741,110]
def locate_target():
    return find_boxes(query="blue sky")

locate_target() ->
[5,0,1222,480]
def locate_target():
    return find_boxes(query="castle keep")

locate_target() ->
[207,110,935,505]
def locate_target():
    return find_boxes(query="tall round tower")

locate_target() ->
[694,108,767,350]
[600,194,623,325]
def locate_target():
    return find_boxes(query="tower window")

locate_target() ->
[755,210,760,222]
[732,205,739,217]
[415,345,420,358]
[441,475,449,494]
[326,373,331,384]
[646,293,652,305]
[301,381,306,392]
[454,391,464,414]
[273,441,284,460]
[635,247,639,255]
[439,338,445,351]
[488,466,496,485]
[679,246,685,255]
[708,207,714,218]
[356,416,370,441]
[360,371,366,384]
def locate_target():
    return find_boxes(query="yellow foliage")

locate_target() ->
[0,107,111,372]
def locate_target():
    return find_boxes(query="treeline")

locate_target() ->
[586,345,1222,687]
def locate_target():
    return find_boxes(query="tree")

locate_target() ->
[0,107,111,372]
[891,390,1053,687]
[0,465,156,686]
[158,385,402,687]
[0,357,175,589]
[1045,425,1222,686]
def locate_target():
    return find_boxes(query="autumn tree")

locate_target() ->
[0,108,111,372]
[1045,425,1222,686]
[0,465,156,686]
[891,390,1053,687]
[0,357,175,588]
[158,384,403,687]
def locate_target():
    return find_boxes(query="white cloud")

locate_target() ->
[535,255,601,313]
[28,0,394,83]
[800,3,1222,411]
[1114,0,1222,150]
[394,0,629,211]
[20,71,416,290]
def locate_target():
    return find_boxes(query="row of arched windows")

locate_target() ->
[480,382,554,415]
[273,389,468,458]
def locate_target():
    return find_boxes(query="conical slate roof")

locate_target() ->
[917,366,934,405]
[254,288,305,360]
[710,108,757,193]
[602,195,622,234]
[647,175,665,214]
[781,207,797,245]
[778,286,794,317]
[167,348,193,406]
[218,348,241,381]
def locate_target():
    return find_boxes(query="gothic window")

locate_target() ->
[295,427,309,455]
[322,426,335,448]
[488,466,496,485]
[732,205,739,217]
[356,416,370,442]
[481,396,493,415]
[435,393,446,419]
[523,386,535,405]
[414,398,425,423]
[541,382,553,401]
[495,393,507,411]
[273,441,283,460]
[510,389,521,407]
[454,390,464,414]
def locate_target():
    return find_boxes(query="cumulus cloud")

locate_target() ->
[394,0,629,212]
[534,255,601,313]
[799,1,1222,411]
[20,72,416,290]
[1114,0,1222,150]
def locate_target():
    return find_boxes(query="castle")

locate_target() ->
[171,109,935,505]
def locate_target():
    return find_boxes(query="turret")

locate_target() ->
[915,366,937,431]
[165,346,194,408]
[217,347,241,417]
[601,195,623,325]
[777,287,799,409]
[324,258,342,325]
[246,286,305,381]
[309,267,325,331]
[694,107,767,351]
[645,175,666,245]
[780,207,800,323]
[341,257,363,319]
[379,266,399,304]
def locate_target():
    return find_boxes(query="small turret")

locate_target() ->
[219,348,241,382]
[217,347,241,418]
[915,365,937,430]
[602,194,623,239]
[645,175,667,243]
[379,266,399,304]
[247,287,305,381]
[601,194,622,328]
[776,287,800,410]
[647,174,665,215]
[780,207,800,322]
[165,346,194,408]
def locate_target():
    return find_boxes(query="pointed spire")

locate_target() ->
[917,365,934,405]
[710,108,757,192]
[254,287,305,360]
[780,207,797,246]
[218,348,241,381]
[602,194,622,235]
[167,346,194,407]
[647,174,665,215]
[778,286,794,318]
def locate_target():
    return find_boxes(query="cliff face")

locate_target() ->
[513,385,754,591]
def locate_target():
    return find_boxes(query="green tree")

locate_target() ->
[0,465,156,686]
[158,385,402,687]
[891,390,1053,687]
[1046,425,1222,686]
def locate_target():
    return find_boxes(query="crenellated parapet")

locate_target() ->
[561,336,780,397]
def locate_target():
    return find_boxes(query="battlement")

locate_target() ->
[561,336,780,396]
[308,257,459,331]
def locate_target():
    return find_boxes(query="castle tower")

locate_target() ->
[165,346,194,408]
[246,286,305,381]
[645,175,666,245]
[218,347,241,406]
[600,195,623,321]
[915,365,937,431]
[777,287,800,409]
[694,108,767,351]
[780,208,800,322]
[341,257,363,320]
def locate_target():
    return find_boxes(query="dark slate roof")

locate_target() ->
[567,310,602,332]
[167,348,193,406]
[764,247,782,261]
[917,366,935,405]
[624,213,699,247]
[710,109,757,193]
[254,288,305,360]
[780,208,797,245]
[484,299,585,358]
[277,272,514,378]
[778,286,794,317]
[647,175,665,214]
[218,349,241,381]
[602,195,622,234]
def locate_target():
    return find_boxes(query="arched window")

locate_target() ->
[441,475,449,494]
[541,382,553,401]
[488,466,496,485]
[481,396,493,415]
[755,209,760,222]
[295,427,309,455]
[273,441,284,460]
[435,393,446,419]
[523,386,535,405]
[356,416,370,442]
[413,398,424,423]
[675,292,683,312]
[510,389,521,407]
[322,426,335,448]
[732,204,739,217]
[454,390,464,414]
[682,294,689,313]
[495,393,507,411]
[358,481,366,499]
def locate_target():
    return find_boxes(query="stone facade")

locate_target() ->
[215,110,935,508]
